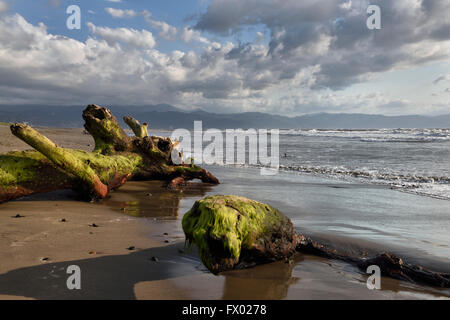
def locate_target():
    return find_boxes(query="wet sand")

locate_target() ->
[0,125,448,299]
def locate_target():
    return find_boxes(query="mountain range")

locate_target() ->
[1,104,450,129]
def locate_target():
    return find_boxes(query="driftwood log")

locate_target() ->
[295,235,450,288]
[0,104,219,203]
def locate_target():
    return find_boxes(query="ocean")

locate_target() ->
[276,128,450,200]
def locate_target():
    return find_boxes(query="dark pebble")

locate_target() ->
[13,214,24,218]
[89,223,99,227]
[150,256,159,262]
[127,246,135,251]
[60,218,66,222]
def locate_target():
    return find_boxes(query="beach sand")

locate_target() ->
[0,124,448,300]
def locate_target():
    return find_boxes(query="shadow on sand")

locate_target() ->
[0,242,303,300]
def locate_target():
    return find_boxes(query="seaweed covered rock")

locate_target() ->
[182,195,297,274]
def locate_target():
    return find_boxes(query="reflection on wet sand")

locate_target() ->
[100,181,214,218]
[220,255,303,300]
[2,179,449,299]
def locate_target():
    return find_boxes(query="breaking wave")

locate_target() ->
[279,128,450,143]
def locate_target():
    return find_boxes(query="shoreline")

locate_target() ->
[0,126,449,299]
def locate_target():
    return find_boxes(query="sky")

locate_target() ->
[0,0,449,116]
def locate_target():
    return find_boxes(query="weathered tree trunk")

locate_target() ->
[0,104,219,203]
[10,124,109,199]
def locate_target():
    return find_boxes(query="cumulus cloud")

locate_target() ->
[195,0,450,90]
[87,22,156,49]
[0,13,244,108]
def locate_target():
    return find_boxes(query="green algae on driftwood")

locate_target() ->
[182,195,297,274]
[183,195,450,288]
[0,104,219,203]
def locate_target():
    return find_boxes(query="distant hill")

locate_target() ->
[1,104,450,129]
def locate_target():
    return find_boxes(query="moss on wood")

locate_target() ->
[182,195,294,273]
[0,105,219,203]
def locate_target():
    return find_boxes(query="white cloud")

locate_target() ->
[87,22,156,49]
[105,8,137,19]
[182,27,210,44]
[104,8,178,40]
[141,11,177,40]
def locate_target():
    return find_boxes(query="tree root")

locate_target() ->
[0,104,219,203]
[168,165,220,189]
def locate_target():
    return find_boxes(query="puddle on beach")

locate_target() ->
[160,251,450,300]
[100,180,215,218]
